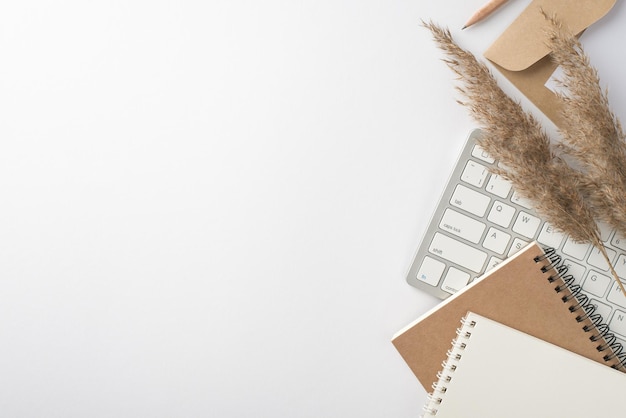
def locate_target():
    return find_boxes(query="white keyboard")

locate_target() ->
[408,129,626,343]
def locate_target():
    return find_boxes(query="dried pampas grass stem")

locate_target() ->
[545,14,626,240]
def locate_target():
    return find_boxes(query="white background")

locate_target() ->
[1,1,625,417]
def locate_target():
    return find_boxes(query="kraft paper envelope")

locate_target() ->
[484,0,616,127]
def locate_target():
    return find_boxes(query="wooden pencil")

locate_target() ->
[462,0,510,29]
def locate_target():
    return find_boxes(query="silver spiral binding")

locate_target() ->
[534,247,626,370]
[422,315,476,417]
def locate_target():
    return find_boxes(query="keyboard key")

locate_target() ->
[485,174,512,198]
[536,223,565,248]
[449,184,491,217]
[587,247,616,272]
[583,270,611,298]
[612,233,626,251]
[460,160,488,188]
[562,259,586,281]
[471,145,494,163]
[512,211,541,239]
[615,254,626,279]
[511,191,532,209]
[507,238,529,257]
[590,299,612,322]
[609,309,626,337]
[428,232,488,273]
[482,227,511,255]
[416,256,446,286]
[439,209,486,244]
[487,201,515,228]
[486,256,503,271]
[441,267,471,294]
[607,281,626,309]
[562,238,590,260]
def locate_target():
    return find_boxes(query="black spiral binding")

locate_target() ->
[534,247,626,369]
[423,316,476,417]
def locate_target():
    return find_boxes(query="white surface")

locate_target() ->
[1,1,625,417]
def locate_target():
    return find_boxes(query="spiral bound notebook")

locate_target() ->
[393,242,626,390]
[422,312,626,417]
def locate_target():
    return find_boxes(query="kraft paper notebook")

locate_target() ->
[392,242,625,390]
[421,312,626,418]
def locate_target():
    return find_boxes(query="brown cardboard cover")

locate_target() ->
[392,242,623,390]
[483,0,616,127]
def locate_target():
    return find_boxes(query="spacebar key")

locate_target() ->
[429,233,488,273]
